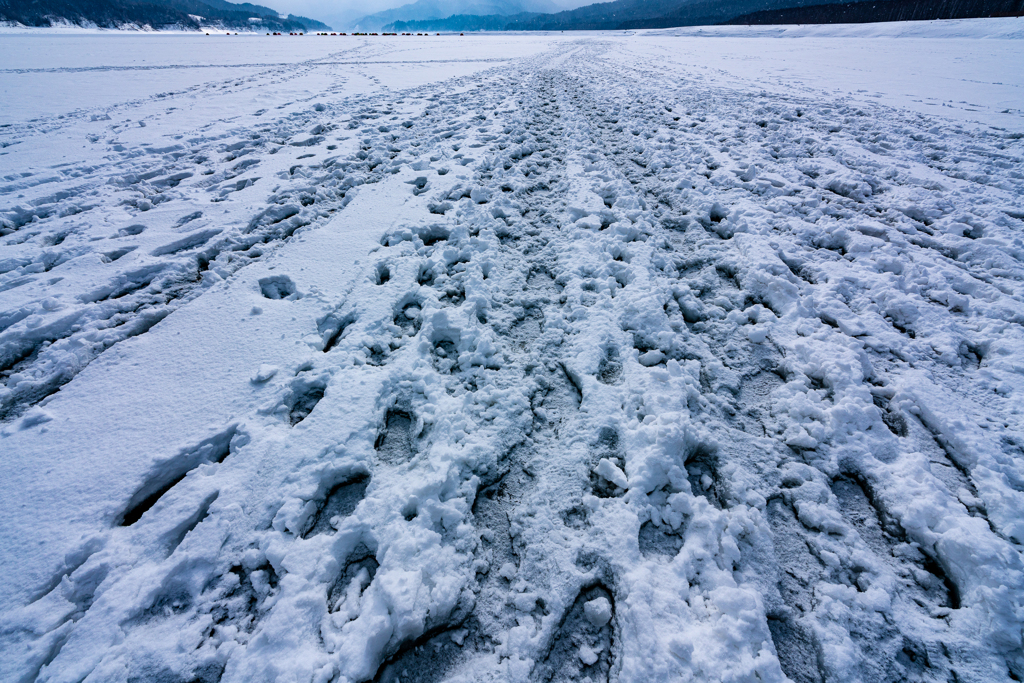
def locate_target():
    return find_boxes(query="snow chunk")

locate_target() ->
[574,215,602,231]
[250,364,278,384]
[470,186,492,204]
[584,597,612,627]
[638,350,666,366]
[595,458,628,489]
[746,325,769,343]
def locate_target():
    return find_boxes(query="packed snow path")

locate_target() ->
[2,28,1024,683]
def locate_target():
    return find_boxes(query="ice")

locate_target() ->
[1,19,1023,683]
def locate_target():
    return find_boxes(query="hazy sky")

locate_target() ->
[277,0,588,29]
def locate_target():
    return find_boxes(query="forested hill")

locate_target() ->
[0,0,331,30]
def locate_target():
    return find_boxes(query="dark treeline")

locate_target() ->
[727,0,1024,23]
[1,0,198,28]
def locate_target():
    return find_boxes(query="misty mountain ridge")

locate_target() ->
[380,0,1022,31]
[0,0,331,30]
[381,0,839,31]
[353,0,557,31]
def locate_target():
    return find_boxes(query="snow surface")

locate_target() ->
[1,20,1023,683]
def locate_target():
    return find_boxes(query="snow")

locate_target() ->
[640,18,1024,129]
[1,19,1023,683]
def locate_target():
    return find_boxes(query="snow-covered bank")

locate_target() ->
[2,22,1023,683]
[648,16,1024,39]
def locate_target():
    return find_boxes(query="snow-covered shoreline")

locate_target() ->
[1,22,1022,683]
[2,15,1023,37]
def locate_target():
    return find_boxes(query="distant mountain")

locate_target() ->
[283,13,330,30]
[0,0,332,30]
[497,0,848,30]
[380,0,1022,31]
[353,0,555,31]
[376,0,833,32]
[385,11,542,30]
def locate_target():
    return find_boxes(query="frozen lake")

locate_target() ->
[1,20,1023,683]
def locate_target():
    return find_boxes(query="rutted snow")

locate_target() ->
[1,22,1023,683]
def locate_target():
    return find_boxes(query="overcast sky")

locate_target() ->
[276,0,588,29]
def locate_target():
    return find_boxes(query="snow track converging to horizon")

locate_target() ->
[2,26,1023,683]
